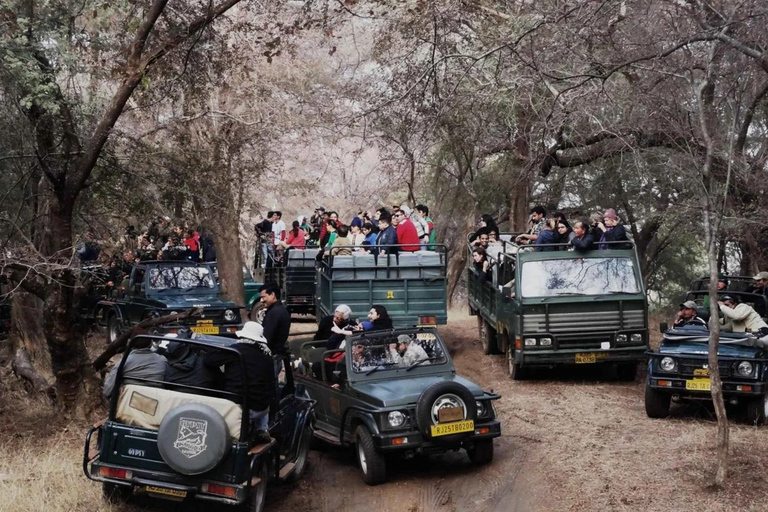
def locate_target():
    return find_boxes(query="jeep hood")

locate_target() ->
[352,374,485,408]
[152,296,238,310]
[659,341,763,359]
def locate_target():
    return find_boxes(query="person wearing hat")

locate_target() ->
[203,321,275,444]
[746,271,768,298]
[596,208,630,250]
[674,300,708,329]
[389,334,429,368]
[718,295,768,338]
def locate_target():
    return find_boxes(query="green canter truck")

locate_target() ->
[467,235,648,380]
[316,245,448,327]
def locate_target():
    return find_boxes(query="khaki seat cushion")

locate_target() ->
[116,384,242,439]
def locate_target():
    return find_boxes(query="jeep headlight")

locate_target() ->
[387,411,405,428]
[630,333,643,343]
[224,309,236,322]
[476,401,485,417]
[737,361,754,377]
[539,337,552,347]
[616,334,628,343]
[659,357,677,372]
[524,337,537,346]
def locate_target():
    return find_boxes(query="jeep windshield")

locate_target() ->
[147,266,216,292]
[351,332,447,374]
[521,257,641,298]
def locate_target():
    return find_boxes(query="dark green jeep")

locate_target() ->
[101,261,244,344]
[84,334,314,510]
[293,327,501,485]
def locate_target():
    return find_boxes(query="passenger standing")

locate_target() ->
[596,208,630,250]
[271,211,286,247]
[393,210,420,252]
[203,322,275,444]
[401,205,429,249]
[534,218,560,251]
[183,230,199,262]
[570,220,596,252]
[362,223,378,245]
[515,206,546,245]
[416,205,435,249]
[259,283,291,392]
[376,212,399,255]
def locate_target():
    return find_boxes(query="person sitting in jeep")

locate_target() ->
[103,335,167,398]
[203,322,275,444]
[719,295,768,339]
[389,334,429,367]
[673,300,708,329]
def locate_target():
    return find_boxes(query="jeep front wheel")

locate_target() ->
[355,426,386,485]
[746,393,768,426]
[644,384,671,418]
[106,314,122,345]
[467,440,494,465]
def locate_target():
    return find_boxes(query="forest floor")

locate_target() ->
[1,312,768,512]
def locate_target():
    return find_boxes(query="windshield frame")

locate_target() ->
[144,263,219,294]
[519,254,643,300]
[346,330,452,381]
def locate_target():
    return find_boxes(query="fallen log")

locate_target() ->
[92,307,203,371]
[12,347,54,396]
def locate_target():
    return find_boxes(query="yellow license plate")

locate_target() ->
[191,326,219,334]
[686,379,711,391]
[575,353,596,364]
[430,420,474,437]
[145,485,187,498]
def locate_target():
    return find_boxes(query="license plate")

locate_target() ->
[191,326,219,334]
[686,378,711,391]
[575,353,596,364]
[430,420,474,437]
[145,485,187,499]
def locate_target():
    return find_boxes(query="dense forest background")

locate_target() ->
[1,0,767,413]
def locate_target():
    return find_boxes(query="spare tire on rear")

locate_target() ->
[415,381,477,441]
[157,403,230,475]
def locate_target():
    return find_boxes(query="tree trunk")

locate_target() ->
[211,224,246,308]
[9,292,52,381]
[43,200,98,413]
[507,170,529,232]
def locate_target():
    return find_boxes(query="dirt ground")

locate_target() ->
[2,312,768,512]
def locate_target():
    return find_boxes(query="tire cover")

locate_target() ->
[157,403,230,475]
[415,381,477,440]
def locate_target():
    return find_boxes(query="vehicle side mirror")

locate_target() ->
[502,285,513,298]
[659,322,668,333]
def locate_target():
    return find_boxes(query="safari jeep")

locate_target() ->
[101,261,244,344]
[84,334,314,511]
[293,327,501,485]
[645,326,768,424]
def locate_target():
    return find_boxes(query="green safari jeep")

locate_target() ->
[293,327,501,485]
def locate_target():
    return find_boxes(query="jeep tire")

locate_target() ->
[355,426,386,485]
[467,439,494,465]
[415,381,477,441]
[157,403,230,475]
[479,319,498,355]
[246,459,268,512]
[285,422,312,483]
[644,384,671,418]
[106,314,122,345]
[746,393,768,426]
[508,348,527,380]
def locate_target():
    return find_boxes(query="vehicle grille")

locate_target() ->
[679,360,731,378]
[523,309,645,349]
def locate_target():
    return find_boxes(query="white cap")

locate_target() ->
[236,321,268,343]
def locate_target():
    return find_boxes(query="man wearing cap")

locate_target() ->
[203,321,275,444]
[747,272,768,298]
[718,295,768,338]
[389,334,429,367]
[674,301,708,329]
[703,274,729,308]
